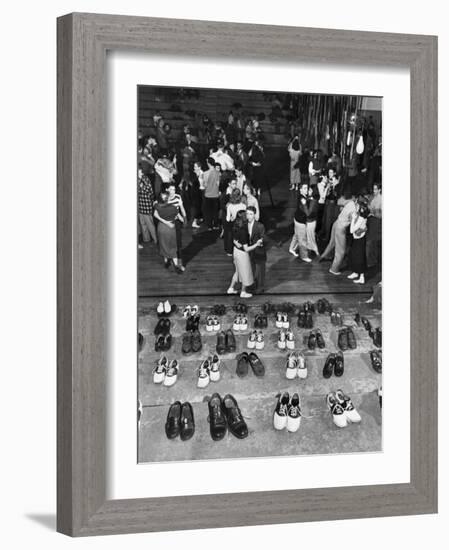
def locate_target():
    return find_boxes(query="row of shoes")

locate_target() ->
[356,314,382,348]
[254,314,268,328]
[233,315,248,331]
[216,329,237,354]
[236,351,265,377]
[337,326,357,351]
[197,355,221,387]
[165,401,195,440]
[186,313,200,332]
[205,315,221,331]
[370,349,382,373]
[182,304,199,318]
[278,329,295,350]
[330,311,344,326]
[208,393,249,440]
[275,313,290,329]
[307,329,326,350]
[316,298,332,314]
[153,356,179,386]
[181,330,202,354]
[297,309,313,329]
[326,390,361,428]
[322,352,345,378]
[247,330,265,350]
[273,392,302,432]
[157,300,175,316]
[262,301,296,315]
[285,351,307,379]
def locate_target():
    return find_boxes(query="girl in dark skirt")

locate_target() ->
[347,203,369,284]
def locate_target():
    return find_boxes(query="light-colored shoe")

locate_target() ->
[233,315,241,331]
[273,392,289,430]
[240,316,248,331]
[278,330,287,350]
[192,220,200,228]
[247,330,257,349]
[347,272,358,279]
[255,331,264,350]
[286,330,295,350]
[240,291,253,299]
[157,301,164,315]
[163,359,179,387]
[301,257,312,263]
[289,249,299,257]
[197,360,210,388]
[163,299,171,314]
[152,356,167,384]
[285,352,298,380]
[335,390,362,423]
[287,394,302,433]
[297,352,307,379]
[209,355,221,382]
[329,269,341,276]
[326,392,348,428]
[354,275,365,284]
[282,314,290,329]
[227,287,238,295]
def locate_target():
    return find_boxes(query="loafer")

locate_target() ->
[373,327,382,348]
[225,329,236,353]
[315,328,325,349]
[208,393,227,441]
[334,351,344,377]
[222,394,248,439]
[248,352,265,377]
[338,328,349,351]
[346,326,357,350]
[236,352,249,377]
[154,317,170,335]
[162,333,172,351]
[181,332,192,354]
[180,402,195,441]
[297,310,306,328]
[370,350,382,373]
[191,329,202,353]
[307,331,317,350]
[273,392,289,430]
[165,401,181,439]
[322,353,335,379]
[216,331,227,354]
[305,311,313,329]
[155,334,165,352]
[361,317,372,332]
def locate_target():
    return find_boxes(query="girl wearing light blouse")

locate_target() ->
[347,203,369,284]
[242,183,260,221]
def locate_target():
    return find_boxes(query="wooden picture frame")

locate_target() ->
[57,12,438,536]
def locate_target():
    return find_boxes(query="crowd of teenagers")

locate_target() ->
[137,111,382,297]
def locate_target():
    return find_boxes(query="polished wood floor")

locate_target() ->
[138,173,381,297]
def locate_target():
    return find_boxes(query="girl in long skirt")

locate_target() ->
[347,203,369,284]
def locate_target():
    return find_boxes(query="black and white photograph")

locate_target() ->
[137,85,382,463]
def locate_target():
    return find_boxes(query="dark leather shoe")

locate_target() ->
[222,394,248,439]
[248,352,265,377]
[191,329,202,352]
[307,331,317,350]
[316,299,326,314]
[155,334,165,352]
[297,310,306,328]
[334,351,344,377]
[236,352,249,377]
[323,353,335,378]
[338,328,349,351]
[180,402,195,441]
[181,332,192,354]
[373,328,382,348]
[208,393,227,440]
[370,350,382,373]
[346,326,357,350]
[354,313,362,326]
[306,311,313,329]
[154,318,169,335]
[361,317,372,332]
[315,328,325,349]
[138,332,144,352]
[162,333,172,351]
[260,314,268,328]
[226,329,236,352]
[165,401,181,439]
[216,331,227,354]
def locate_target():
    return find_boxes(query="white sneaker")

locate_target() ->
[192,220,200,228]
[301,257,312,263]
[163,359,179,387]
[289,249,299,257]
[287,393,302,433]
[275,312,283,328]
[286,329,295,350]
[347,272,358,279]
[157,302,164,315]
[153,356,168,384]
[297,352,307,379]
[227,287,238,295]
[247,330,257,349]
[278,330,286,350]
[164,300,171,314]
[206,315,214,332]
[285,352,298,380]
[240,316,248,331]
[329,269,341,276]
[197,359,210,388]
[273,392,290,430]
[212,316,220,331]
[282,314,290,329]
[233,315,241,331]
[326,392,348,428]
[335,390,362,423]
[240,291,253,298]
[209,355,221,382]
[354,275,365,284]
[255,331,265,350]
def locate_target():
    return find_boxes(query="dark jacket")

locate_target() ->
[294,195,318,224]
[248,220,267,262]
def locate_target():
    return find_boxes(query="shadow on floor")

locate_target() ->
[25,513,56,531]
